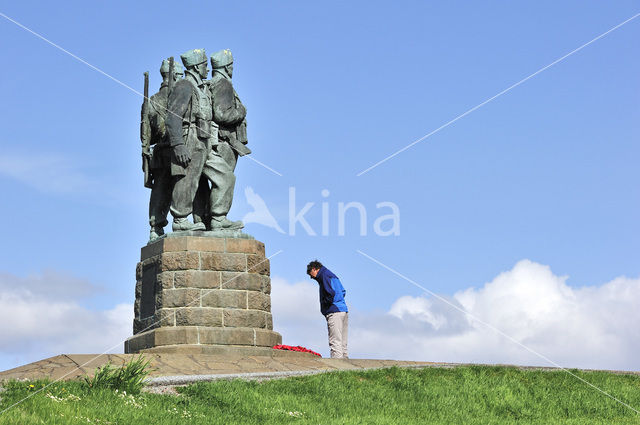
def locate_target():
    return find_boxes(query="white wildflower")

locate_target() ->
[45,393,64,402]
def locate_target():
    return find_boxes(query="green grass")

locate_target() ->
[1,365,639,424]
[83,355,150,395]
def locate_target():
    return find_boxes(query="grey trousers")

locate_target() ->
[194,142,238,223]
[169,133,208,219]
[326,312,348,359]
[149,147,173,228]
[149,166,172,228]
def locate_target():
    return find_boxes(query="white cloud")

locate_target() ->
[0,151,136,206]
[0,271,132,372]
[0,153,94,195]
[271,260,640,371]
[0,270,101,300]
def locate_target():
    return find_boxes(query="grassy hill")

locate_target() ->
[1,365,639,424]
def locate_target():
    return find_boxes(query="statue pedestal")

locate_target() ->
[125,234,282,355]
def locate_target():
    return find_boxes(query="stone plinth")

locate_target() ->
[125,235,282,354]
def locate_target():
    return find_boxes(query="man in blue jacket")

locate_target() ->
[307,260,349,358]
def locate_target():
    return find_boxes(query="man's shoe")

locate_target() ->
[172,218,206,232]
[149,226,164,241]
[210,217,244,230]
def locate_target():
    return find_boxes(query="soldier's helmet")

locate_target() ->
[160,59,184,76]
[180,49,207,68]
[211,49,233,69]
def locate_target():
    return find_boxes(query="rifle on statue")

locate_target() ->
[168,56,175,93]
[140,71,153,188]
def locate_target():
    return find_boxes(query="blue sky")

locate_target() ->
[0,1,638,370]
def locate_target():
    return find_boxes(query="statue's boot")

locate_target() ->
[149,226,165,241]
[210,216,244,230]
[172,217,206,232]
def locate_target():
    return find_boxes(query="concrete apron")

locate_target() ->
[0,351,439,384]
[2,352,637,389]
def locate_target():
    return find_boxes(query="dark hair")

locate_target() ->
[306,260,323,275]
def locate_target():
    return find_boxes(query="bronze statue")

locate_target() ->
[141,48,251,239]
[198,49,250,230]
[141,59,184,240]
[165,48,212,232]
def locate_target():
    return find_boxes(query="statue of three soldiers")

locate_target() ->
[140,48,250,241]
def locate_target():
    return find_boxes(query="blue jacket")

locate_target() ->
[313,266,348,315]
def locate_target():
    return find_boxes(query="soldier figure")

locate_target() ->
[198,49,250,230]
[166,49,213,232]
[145,59,184,240]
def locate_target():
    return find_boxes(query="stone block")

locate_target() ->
[201,289,247,309]
[198,327,255,345]
[221,272,262,291]
[125,330,155,353]
[161,237,188,252]
[134,316,156,334]
[248,292,271,312]
[175,307,223,327]
[255,329,282,347]
[141,239,165,260]
[201,252,246,272]
[156,308,176,327]
[161,288,200,308]
[226,239,265,256]
[146,237,227,254]
[174,270,220,289]
[187,237,225,252]
[223,309,267,328]
[141,256,158,269]
[133,317,142,334]
[157,272,174,290]
[247,254,270,275]
[159,252,200,271]
[154,326,199,346]
[134,299,140,318]
[261,276,271,294]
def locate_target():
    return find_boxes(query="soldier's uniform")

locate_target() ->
[197,49,250,230]
[166,49,212,231]
[147,60,183,238]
